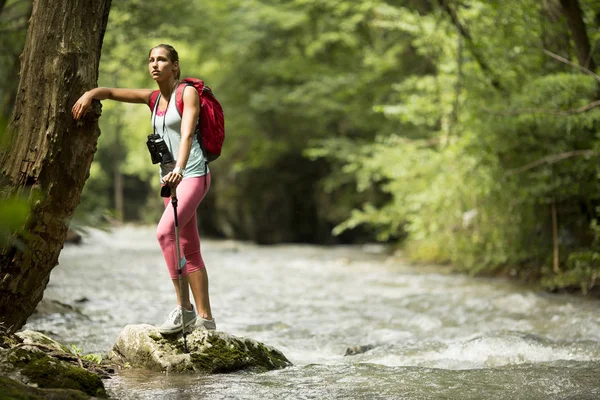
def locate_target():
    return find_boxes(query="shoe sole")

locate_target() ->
[196,324,216,331]
[158,318,197,335]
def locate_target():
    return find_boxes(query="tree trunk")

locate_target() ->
[559,0,596,72]
[0,0,111,333]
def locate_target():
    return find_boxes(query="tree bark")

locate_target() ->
[0,0,111,333]
[559,0,596,72]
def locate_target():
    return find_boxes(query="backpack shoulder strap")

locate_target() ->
[175,83,190,117]
[176,78,207,117]
[148,90,160,112]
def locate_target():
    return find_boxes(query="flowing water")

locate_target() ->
[25,226,600,399]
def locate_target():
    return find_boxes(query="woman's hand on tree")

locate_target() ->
[72,92,93,120]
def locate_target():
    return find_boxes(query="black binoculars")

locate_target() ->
[146,134,174,165]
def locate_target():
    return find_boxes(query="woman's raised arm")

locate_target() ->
[72,87,154,120]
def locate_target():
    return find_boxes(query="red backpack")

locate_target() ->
[149,77,225,162]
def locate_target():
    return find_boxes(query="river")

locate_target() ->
[25,226,600,399]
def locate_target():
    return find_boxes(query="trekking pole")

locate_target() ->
[171,188,189,354]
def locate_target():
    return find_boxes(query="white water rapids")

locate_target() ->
[25,226,600,399]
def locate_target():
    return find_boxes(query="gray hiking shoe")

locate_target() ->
[158,305,197,335]
[195,317,216,331]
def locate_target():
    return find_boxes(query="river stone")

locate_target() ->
[344,344,376,356]
[32,298,82,318]
[0,331,107,398]
[108,324,292,373]
[0,375,97,400]
[16,329,71,353]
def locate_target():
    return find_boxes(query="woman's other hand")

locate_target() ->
[162,171,183,188]
[72,92,93,120]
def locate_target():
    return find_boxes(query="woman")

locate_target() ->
[72,44,215,333]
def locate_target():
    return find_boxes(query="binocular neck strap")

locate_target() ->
[151,92,161,136]
[151,92,174,138]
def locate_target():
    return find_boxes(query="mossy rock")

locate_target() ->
[1,334,19,349]
[5,349,107,398]
[0,331,107,399]
[188,332,290,373]
[15,330,71,354]
[109,324,292,373]
[0,375,94,399]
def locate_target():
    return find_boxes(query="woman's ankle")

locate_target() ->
[197,311,213,320]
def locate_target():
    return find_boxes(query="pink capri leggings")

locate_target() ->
[157,174,211,279]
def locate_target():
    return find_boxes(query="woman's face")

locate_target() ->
[148,47,178,82]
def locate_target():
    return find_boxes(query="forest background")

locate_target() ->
[1,0,599,294]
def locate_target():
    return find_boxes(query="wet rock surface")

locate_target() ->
[344,344,376,356]
[0,375,97,400]
[0,330,108,399]
[109,324,292,373]
[65,229,83,245]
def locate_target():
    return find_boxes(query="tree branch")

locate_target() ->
[487,99,600,116]
[506,150,597,176]
[543,49,600,82]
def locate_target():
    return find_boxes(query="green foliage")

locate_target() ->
[0,0,30,120]
[543,250,600,294]
[0,195,29,248]
[69,344,103,365]
[306,0,600,292]
[542,216,600,294]
[2,0,596,291]
[84,0,412,229]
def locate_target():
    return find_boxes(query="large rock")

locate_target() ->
[0,330,107,398]
[0,376,96,400]
[15,330,71,353]
[108,324,291,373]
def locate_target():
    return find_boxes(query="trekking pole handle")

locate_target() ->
[170,188,179,227]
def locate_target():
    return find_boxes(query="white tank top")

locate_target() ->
[151,87,208,182]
